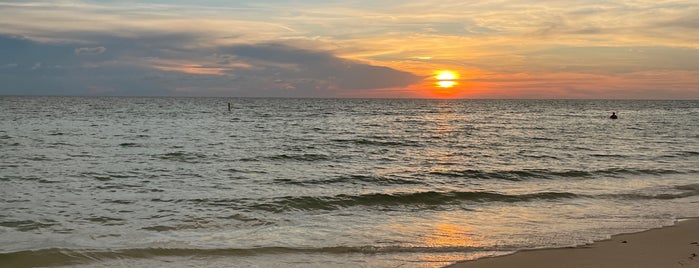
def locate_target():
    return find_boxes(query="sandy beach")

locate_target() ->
[447,218,699,268]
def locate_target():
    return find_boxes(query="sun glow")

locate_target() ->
[435,70,458,88]
[437,80,457,88]
[436,71,457,81]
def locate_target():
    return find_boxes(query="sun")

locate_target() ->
[435,70,458,88]
[436,71,457,81]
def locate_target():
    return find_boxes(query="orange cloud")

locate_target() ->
[147,58,251,76]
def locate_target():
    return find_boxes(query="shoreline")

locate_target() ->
[446,218,699,268]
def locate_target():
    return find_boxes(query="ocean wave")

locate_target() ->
[606,184,699,200]
[428,168,690,181]
[594,168,690,177]
[0,219,58,232]
[119,142,142,147]
[331,138,422,147]
[662,151,699,158]
[0,245,508,267]
[155,151,209,163]
[272,174,423,186]
[250,191,579,212]
[239,153,356,162]
[604,192,698,200]
[264,153,334,162]
[675,183,699,192]
[145,184,699,214]
[619,183,699,200]
[146,190,579,213]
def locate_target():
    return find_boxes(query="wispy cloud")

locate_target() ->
[75,46,106,56]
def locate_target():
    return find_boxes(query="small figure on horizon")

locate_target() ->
[610,112,618,119]
[228,102,231,111]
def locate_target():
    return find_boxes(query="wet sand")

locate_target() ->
[447,218,699,268]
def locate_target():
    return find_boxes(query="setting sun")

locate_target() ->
[437,81,456,88]
[436,71,457,81]
[435,70,458,88]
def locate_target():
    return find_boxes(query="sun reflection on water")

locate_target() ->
[423,223,482,248]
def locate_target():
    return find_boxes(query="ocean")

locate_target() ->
[1,97,698,267]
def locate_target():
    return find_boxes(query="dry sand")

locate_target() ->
[447,218,699,268]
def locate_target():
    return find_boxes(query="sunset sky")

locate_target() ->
[1,0,698,99]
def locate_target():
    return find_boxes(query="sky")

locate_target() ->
[1,0,698,99]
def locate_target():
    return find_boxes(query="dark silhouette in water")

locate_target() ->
[610,112,618,119]
[228,102,231,111]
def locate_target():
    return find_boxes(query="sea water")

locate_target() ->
[1,97,698,267]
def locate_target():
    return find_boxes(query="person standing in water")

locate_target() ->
[610,112,618,119]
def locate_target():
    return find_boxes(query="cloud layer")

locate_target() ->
[0,34,421,97]
[0,0,698,98]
